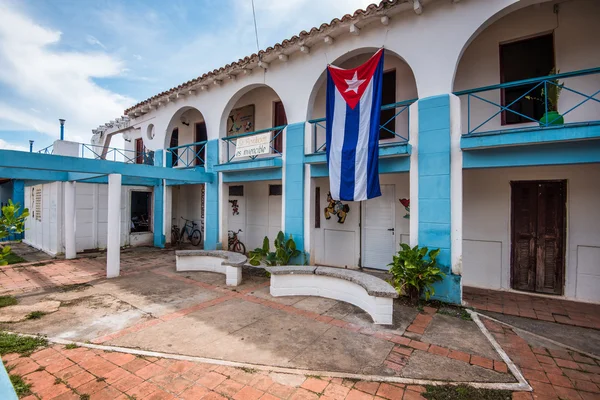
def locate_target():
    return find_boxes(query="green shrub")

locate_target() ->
[248,231,301,266]
[388,243,445,303]
[0,200,29,266]
[10,374,32,397]
[0,332,47,355]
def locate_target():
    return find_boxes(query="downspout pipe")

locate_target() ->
[59,119,65,140]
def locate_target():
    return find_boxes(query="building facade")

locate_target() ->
[2,0,599,304]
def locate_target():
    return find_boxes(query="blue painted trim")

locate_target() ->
[154,150,163,167]
[214,157,283,172]
[0,150,214,183]
[461,123,600,149]
[222,169,282,183]
[74,176,160,186]
[304,143,411,165]
[153,182,165,248]
[0,168,67,181]
[417,95,460,304]
[284,122,305,258]
[0,360,18,400]
[463,140,600,169]
[12,180,24,212]
[310,157,410,178]
[204,140,219,250]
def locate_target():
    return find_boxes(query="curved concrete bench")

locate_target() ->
[266,266,398,325]
[175,250,247,286]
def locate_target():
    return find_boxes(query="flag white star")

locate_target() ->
[344,71,366,94]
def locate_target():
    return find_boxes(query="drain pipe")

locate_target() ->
[29,140,34,152]
[59,119,65,140]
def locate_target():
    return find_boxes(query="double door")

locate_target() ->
[511,180,566,295]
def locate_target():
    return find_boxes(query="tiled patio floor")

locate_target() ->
[464,286,600,330]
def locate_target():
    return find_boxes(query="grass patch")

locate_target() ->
[25,311,47,320]
[424,385,512,400]
[3,252,26,265]
[0,296,17,308]
[0,332,48,355]
[10,374,32,397]
[59,283,91,292]
[437,306,472,321]
[237,367,257,374]
[79,395,90,400]
[65,343,79,350]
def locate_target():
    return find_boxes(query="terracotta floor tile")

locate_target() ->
[234,385,265,400]
[289,388,320,400]
[126,381,161,399]
[135,362,167,380]
[121,357,152,373]
[376,383,404,400]
[197,371,228,389]
[301,377,329,393]
[65,370,96,388]
[346,388,374,400]
[179,384,210,400]
[215,378,245,397]
[100,351,136,366]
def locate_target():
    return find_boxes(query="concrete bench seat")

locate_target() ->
[266,266,398,325]
[175,250,247,286]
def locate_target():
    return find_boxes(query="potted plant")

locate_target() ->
[526,68,564,127]
[387,243,445,304]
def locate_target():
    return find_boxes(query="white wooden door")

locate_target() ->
[361,184,395,270]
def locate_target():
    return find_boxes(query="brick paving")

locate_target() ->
[464,286,600,330]
[2,247,600,399]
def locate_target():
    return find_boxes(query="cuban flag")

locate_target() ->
[326,49,384,202]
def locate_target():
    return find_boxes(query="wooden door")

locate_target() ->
[511,180,565,295]
[170,128,179,166]
[194,122,207,166]
[135,138,144,164]
[273,101,287,154]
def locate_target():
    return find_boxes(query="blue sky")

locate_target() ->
[0,0,372,152]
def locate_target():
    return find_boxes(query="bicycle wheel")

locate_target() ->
[171,228,180,245]
[190,229,202,246]
[233,241,246,254]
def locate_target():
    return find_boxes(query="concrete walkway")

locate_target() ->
[0,246,599,399]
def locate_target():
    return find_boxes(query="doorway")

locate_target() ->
[510,180,566,295]
[273,101,287,154]
[361,184,396,270]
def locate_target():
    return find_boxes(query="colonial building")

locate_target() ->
[2,0,599,304]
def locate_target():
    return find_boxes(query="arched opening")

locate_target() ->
[306,48,417,270]
[454,0,600,302]
[307,48,418,154]
[164,106,208,248]
[218,84,288,251]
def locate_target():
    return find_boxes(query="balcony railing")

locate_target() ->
[455,67,600,135]
[38,145,54,154]
[221,125,286,163]
[166,140,207,168]
[81,143,154,165]
[308,99,416,154]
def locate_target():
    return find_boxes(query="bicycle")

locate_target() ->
[228,229,246,254]
[172,217,202,246]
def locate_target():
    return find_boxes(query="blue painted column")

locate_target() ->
[153,151,165,248]
[11,180,24,211]
[417,95,461,304]
[204,139,219,250]
[284,122,305,256]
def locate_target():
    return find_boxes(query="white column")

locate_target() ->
[408,101,419,247]
[449,94,463,276]
[64,181,76,259]
[107,174,122,278]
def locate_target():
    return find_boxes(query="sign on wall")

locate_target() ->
[227,104,255,136]
[234,132,272,159]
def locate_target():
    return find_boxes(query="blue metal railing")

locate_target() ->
[80,143,154,165]
[455,67,600,135]
[308,99,416,153]
[221,125,286,163]
[37,145,54,154]
[166,140,207,168]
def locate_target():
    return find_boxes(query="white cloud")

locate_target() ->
[0,138,28,152]
[0,2,134,142]
[86,34,106,49]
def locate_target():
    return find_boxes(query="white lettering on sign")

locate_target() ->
[233,132,272,159]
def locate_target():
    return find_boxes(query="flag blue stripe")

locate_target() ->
[340,102,360,201]
[325,69,336,165]
[366,52,384,199]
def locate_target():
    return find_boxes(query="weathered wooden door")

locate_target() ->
[273,101,287,154]
[511,180,566,295]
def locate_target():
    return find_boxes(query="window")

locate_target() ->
[229,185,244,196]
[379,70,397,140]
[131,191,151,233]
[269,184,282,196]
[500,34,555,124]
[273,101,287,154]
[170,128,179,166]
[33,187,42,222]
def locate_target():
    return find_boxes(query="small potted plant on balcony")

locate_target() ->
[526,68,564,127]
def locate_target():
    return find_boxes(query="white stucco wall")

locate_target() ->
[171,184,204,233]
[24,182,155,255]
[462,164,600,303]
[311,173,410,269]
[454,0,600,134]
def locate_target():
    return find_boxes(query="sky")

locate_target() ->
[0,0,374,152]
